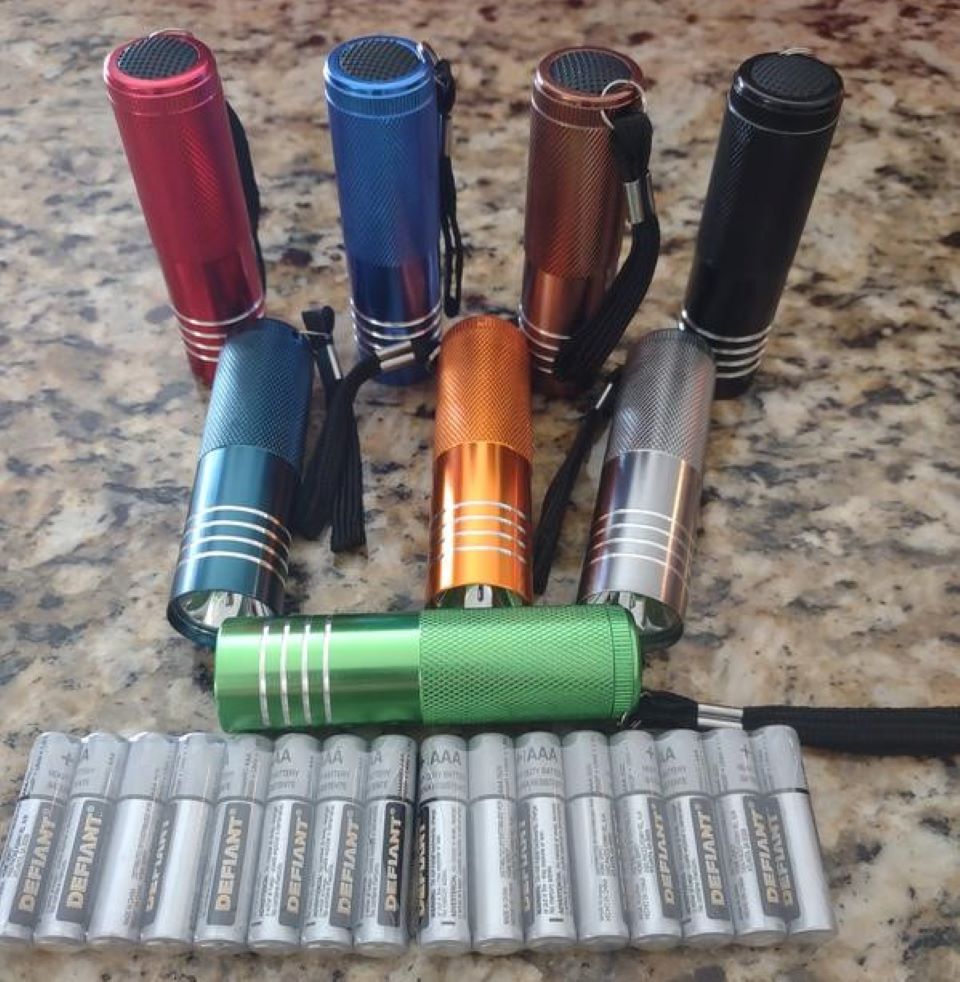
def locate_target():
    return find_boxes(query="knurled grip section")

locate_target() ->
[683,54,841,353]
[523,47,643,278]
[199,320,313,468]
[605,329,716,469]
[433,317,533,460]
[418,605,640,724]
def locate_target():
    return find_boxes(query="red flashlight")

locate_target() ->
[104,31,265,384]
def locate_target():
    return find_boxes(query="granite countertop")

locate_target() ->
[2,0,959,979]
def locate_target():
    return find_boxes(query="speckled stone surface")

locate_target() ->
[1,0,959,979]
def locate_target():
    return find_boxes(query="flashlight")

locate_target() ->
[578,329,715,646]
[680,50,843,397]
[214,604,640,730]
[104,30,265,385]
[325,35,460,385]
[167,319,313,646]
[428,316,534,607]
[520,46,655,395]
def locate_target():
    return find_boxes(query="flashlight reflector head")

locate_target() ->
[168,319,313,646]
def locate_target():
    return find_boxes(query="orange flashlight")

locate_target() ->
[427,316,534,607]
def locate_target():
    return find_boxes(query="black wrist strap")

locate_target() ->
[226,102,266,292]
[434,58,463,317]
[296,309,366,550]
[295,323,436,551]
[553,108,659,386]
[627,690,960,756]
[532,369,621,594]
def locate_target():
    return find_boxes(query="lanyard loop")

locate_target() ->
[552,98,659,387]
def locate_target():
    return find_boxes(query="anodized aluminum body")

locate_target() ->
[324,35,442,385]
[214,605,641,732]
[680,52,843,397]
[428,317,534,606]
[104,31,264,384]
[520,47,644,394]
[578,329,715,644]
[167,320,313,647]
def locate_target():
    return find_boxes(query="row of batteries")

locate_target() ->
[0,725,833,955]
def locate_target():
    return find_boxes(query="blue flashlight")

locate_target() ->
[324,35,460,385]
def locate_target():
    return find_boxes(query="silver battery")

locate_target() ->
[416,734,469,955]
[467,732,522,954]
[751,725,836,943]
[0,732,79,945]
[194,735,274,950]
[34,733,128,947]
[140,733,225,949]
[248,733,322,951]
[656,730,733,945]
[562,731,628,949]
[302,734,367,951]
[354,734,416,957]
[703,729,786,945]
[609,730,682,948]
[515,731,575,949]
[87,732,178,946]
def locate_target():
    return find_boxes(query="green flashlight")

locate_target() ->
[214,605,641,731]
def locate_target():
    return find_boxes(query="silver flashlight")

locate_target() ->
[578,329,715,644]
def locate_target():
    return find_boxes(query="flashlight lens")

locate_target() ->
[432,585,526,609]
[173,591,273,644]
[583,591,682,650]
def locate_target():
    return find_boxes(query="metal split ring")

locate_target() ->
[417,40,438,66]
[599,78,648,129]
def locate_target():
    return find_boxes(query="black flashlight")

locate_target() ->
[680,51,843,397]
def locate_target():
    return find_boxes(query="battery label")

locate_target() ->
[330,804,360,929]
[761,795,799,919]
[378,800,407,927]
[206,802,252,926]
[690,796,728,921]
[416,805,430,928]
[416,801,466,931]
[518,798,570,931]
[10,802,62,927]
[743,794,782,917]
[141,801,176,927]
[278,803,311,928]
[648,798,680,919]
[55,800,113,924]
